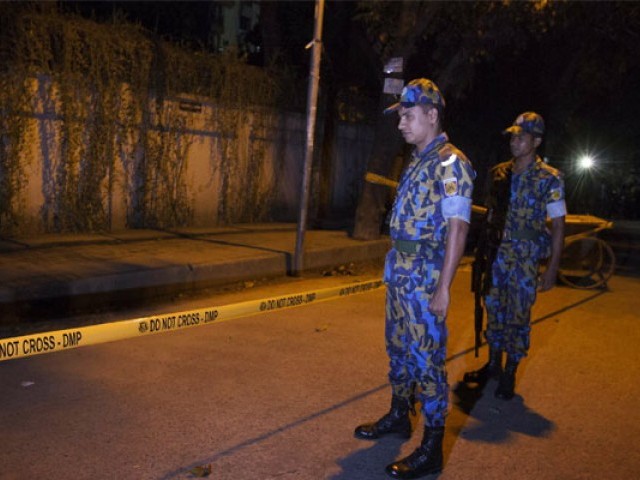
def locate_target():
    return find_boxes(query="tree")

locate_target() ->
[350,1,444,240]
[350,0,552,239]
[349,0,640,238]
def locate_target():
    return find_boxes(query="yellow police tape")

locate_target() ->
[0,278,384,362]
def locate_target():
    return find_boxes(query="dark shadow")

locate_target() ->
[452,379,555,443]
[446,289,604,444]
[331,399,446,480]
[331,438,419,480]
[451,377,488,417]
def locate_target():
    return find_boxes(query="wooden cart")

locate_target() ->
[470,206,616,290]
[557,214,615,289]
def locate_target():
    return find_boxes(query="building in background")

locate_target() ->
[209,1,260,57]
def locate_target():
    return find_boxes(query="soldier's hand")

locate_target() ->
[429,287,450,317]
[538,268,557,292]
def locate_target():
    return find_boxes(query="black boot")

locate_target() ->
[354,395,413,440]
[463,347,503,383]
[385,426,444,479]
[495,357,518,400]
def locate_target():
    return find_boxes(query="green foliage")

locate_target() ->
[0,6,294,235]
[0,76,31,233]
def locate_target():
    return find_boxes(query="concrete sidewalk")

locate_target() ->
[0,223,389,318]
[1,219,637,324]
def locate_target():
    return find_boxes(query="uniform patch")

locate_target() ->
[550,188,561,201]
[443,177,458,197]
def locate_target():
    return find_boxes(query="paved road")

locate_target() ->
[1,268,639,480]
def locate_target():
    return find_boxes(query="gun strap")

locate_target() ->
[490,163,513,237]
[477,164,513,293]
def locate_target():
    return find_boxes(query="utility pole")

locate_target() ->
[293,0,325,276]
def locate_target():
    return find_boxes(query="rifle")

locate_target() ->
[471,166,512,357]
[471,212,496,357]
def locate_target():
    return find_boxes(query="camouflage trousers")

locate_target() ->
[485,242,541,361]
[384,251,448,427]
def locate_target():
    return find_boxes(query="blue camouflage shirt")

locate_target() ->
[491,156,566,258]
[389,132,476,256]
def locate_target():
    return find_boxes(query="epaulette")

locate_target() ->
[491,161,512,175]
[536,160,563,178]
[438,143,469,165]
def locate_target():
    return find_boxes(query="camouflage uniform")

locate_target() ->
[484,157,566,361]
[385,132,475,427]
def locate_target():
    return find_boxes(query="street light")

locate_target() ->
[578,154,595,170]
[570,152,601,215]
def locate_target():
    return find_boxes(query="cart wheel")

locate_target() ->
[558,236,616,289]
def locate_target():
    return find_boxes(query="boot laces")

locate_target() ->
[404,443,433,468]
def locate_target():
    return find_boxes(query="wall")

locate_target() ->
[6,77,374,237]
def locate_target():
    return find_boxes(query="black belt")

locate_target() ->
[392,239,433,255]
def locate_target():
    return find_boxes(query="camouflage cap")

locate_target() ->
[504,112,545,137]
[384,78,445,115]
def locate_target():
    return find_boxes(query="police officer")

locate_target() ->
[464,112,566,400]
[354,78,475,479]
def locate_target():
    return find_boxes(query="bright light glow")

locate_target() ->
[578,155,595,170]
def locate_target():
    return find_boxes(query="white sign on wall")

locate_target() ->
[383,77,404,95]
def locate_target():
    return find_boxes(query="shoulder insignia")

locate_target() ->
[441,154,457,167]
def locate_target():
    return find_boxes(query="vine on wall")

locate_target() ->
[0,6,295,236]
[0,75,31,233]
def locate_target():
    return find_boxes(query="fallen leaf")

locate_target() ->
[189,464,212,477]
